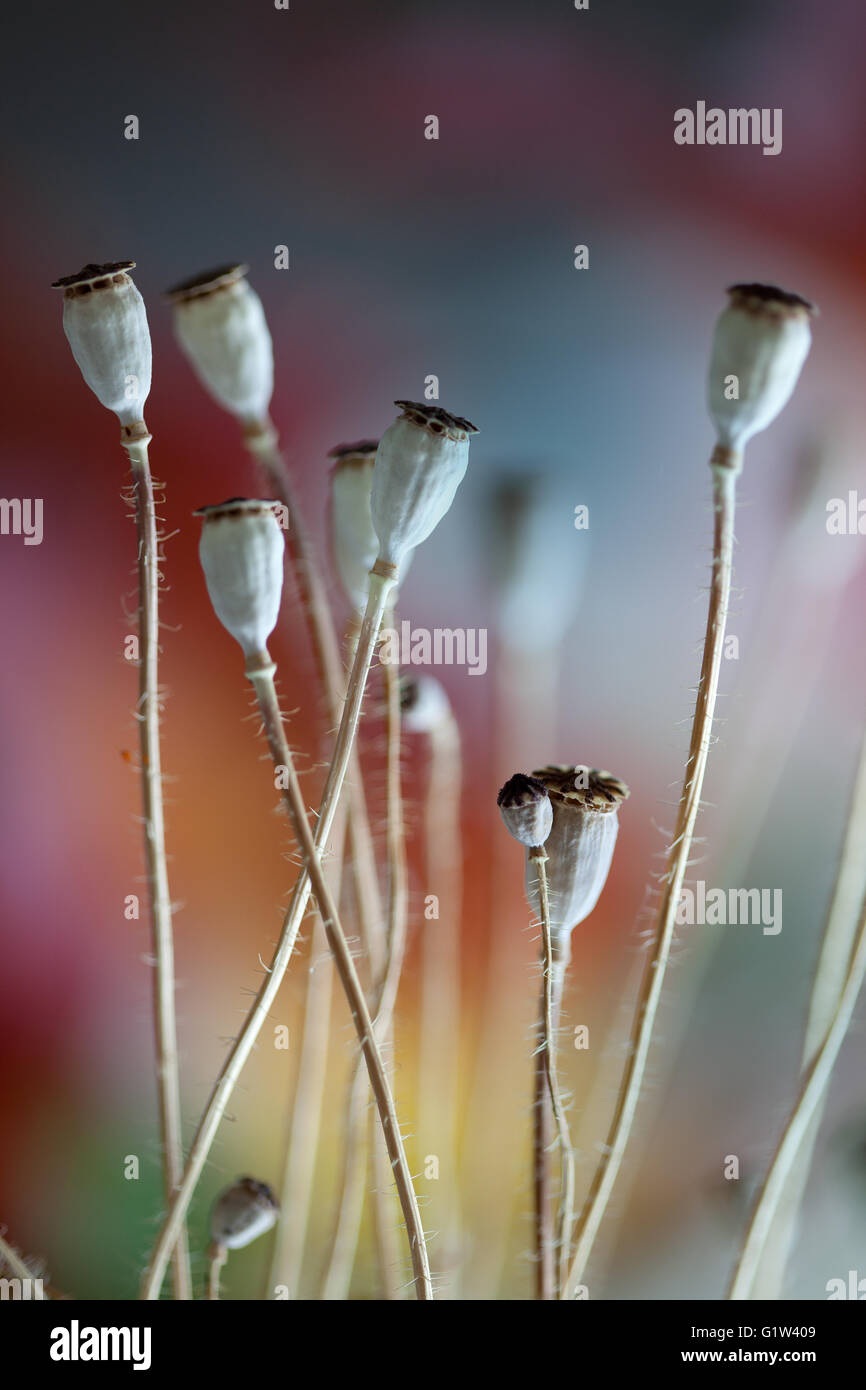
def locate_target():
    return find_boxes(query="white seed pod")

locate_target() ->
[166,264,274,426]
[195,498,284,661]
[370,401,478,573]
[209,1176,279,1250]
[52,261,152,428]
[497,773,553,849]
[400,673,451,733]
[329,441,383,612]
[330,441,415,610]
[526,766,629,952]
[707,283,815,454]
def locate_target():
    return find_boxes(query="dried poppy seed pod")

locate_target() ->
[195,498,284,669]
[329,441,383,612]
[52,261,152,431]
[166,264,274,429]
[707,283,815,468]
[370,401,478,575]
[400,673,451,733]
[527,766,629,954]
[497,773,553,849]
[209,1176,280,1250]
[330,441,415,612]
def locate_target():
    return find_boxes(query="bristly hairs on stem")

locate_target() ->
[561,283,815,1300]
[53,261,191,1302]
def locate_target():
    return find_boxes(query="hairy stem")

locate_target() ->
[562,456,740,1299]
[532,850,576,1297]
[123,432,191,1302]
[265,872,338,1297]
[322,643,412,1298]
[533,998,555,1298]
[141,566,397,1299]
[250,659,431,1299]
[418,710,463,1295]
[372,637,409,1298]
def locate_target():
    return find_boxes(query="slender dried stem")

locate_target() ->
[371,632,409,1298]
[206,1243,227,1301]
[371,1111,403,1298]
[531,850,576,1297]
[249,659,432,1300]
[247,428,386,1297]
[265,853,339,1297]
[141,566,397,1300]
[732,726,866,1297]
[418,710,463,1294]
[321,1061,371,1300]
[728,883,866,1299]
[465,645,559,1297]
[562,458,739,1299]
[123,434,191,1302]
[532,978,555,1300]
[322,640,412,1299]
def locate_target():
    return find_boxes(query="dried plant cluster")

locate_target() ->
[6,262,860,1304]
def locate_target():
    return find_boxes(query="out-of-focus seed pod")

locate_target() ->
[167,264,273,428]
[209,1176,280,1250]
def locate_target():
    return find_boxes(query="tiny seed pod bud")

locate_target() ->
[497,773,553,849]
[370,401,478,574]
[52,261,152,428]
[209,1176,279,1250]
[527,765,629,948]
[166,264,274,428]
[195,498,284,663]
[707,283,815,460]
[400,673,451,733]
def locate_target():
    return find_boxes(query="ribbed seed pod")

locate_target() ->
[707,283,814,461]
[328,441,382,613]
[195,498,284,666]
[370,401,478,575]
[52,261,152,429]
[526,765,629,959]
[166,264,273,427]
